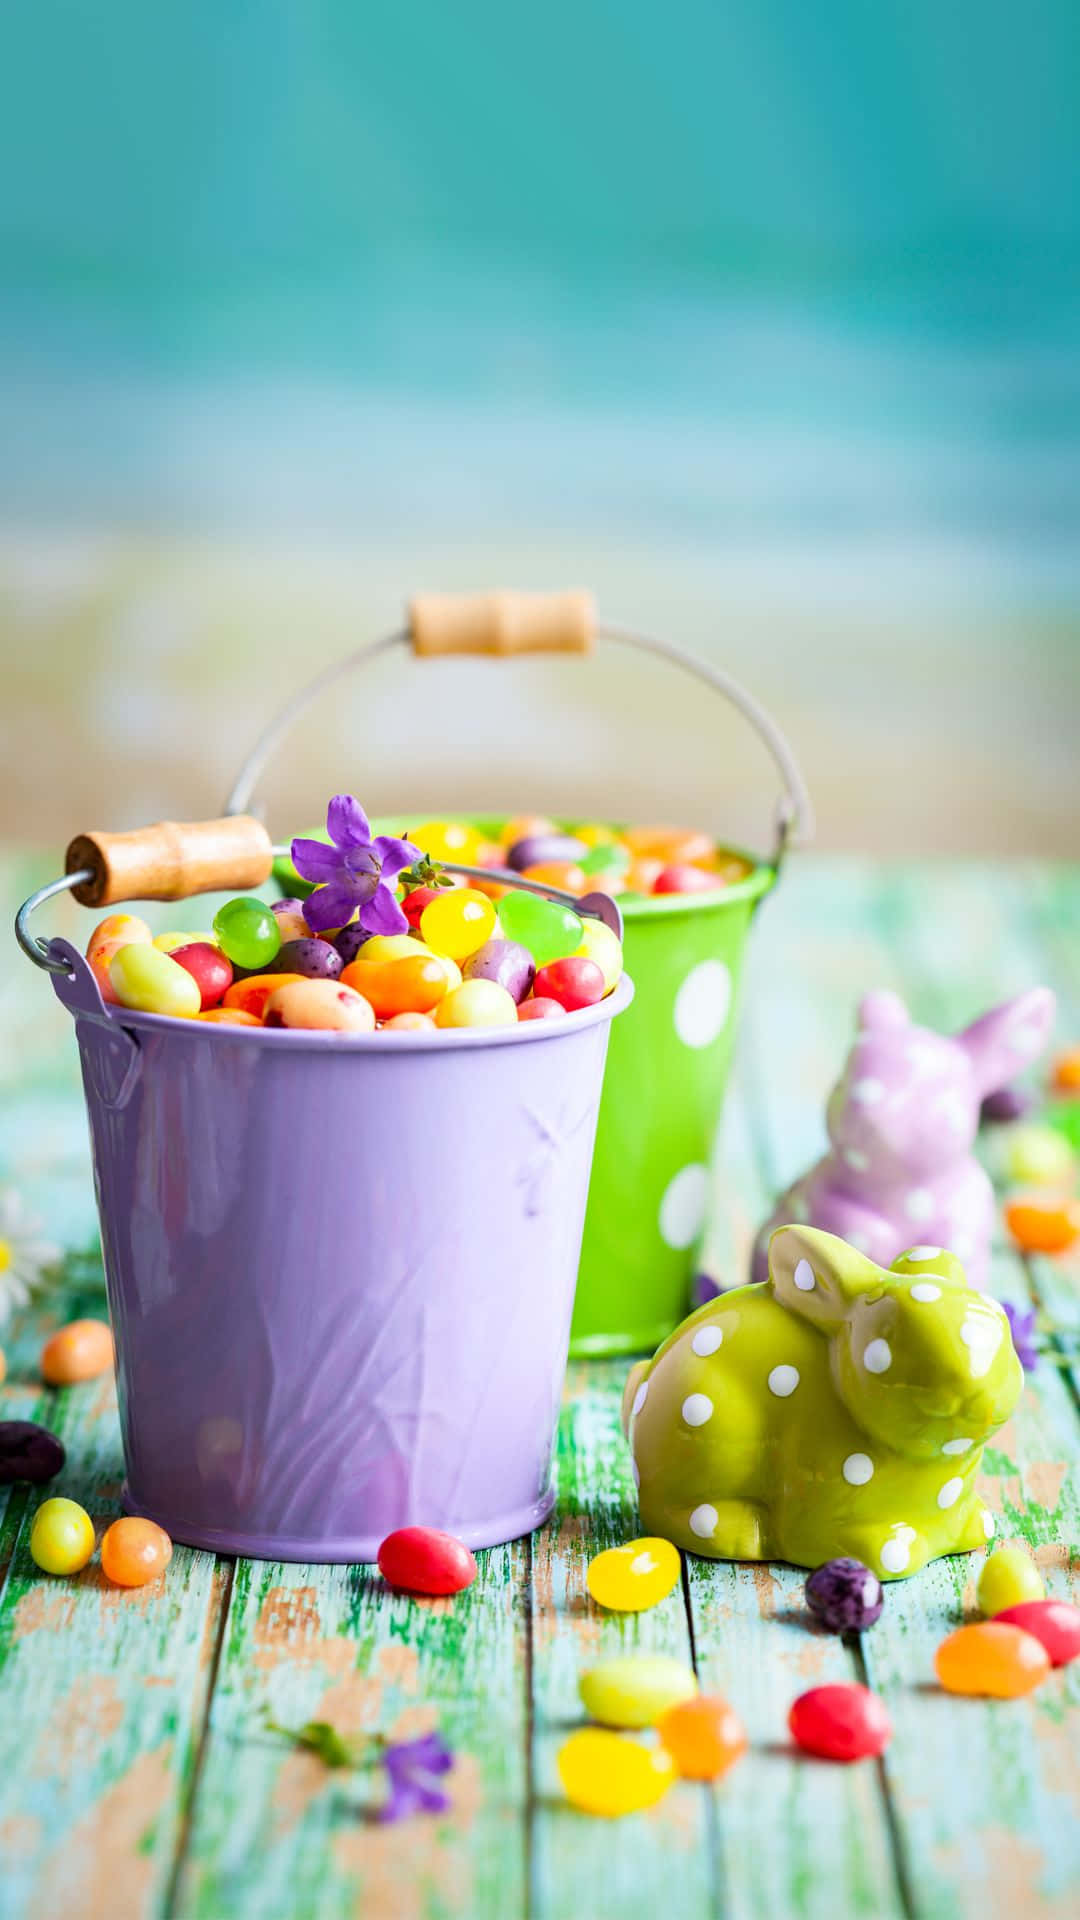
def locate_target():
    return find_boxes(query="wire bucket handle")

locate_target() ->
[223,591,814,866]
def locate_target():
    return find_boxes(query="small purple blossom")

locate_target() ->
[1003,1301,1039,1371]
[379,1732,454,1823]
[291,796,418,939]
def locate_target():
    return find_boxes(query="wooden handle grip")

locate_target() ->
[409,590,594,658]
[65,816,274,908]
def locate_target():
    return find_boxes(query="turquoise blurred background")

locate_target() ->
[2,1,1078,852]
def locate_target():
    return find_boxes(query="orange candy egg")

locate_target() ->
[199,1007,262,1026]
[623,827,715,866]
[521,861,589,896]
[657,1695,747,1780]
[41,1318,114,1386]
[1052,1047,1080,1092]
[383,1011,437,1031]
[100,1516,173,1587]
[223,973,307,1020]
[1004,1197,1080,1255]
[86,913,152,962]
[340,955,450,1018]
[935,1621,1050,1696]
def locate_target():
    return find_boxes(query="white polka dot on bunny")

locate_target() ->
[767,1365,799,1397]
[689,1504,718,1538]
[681,1393,713,1427]
[691,1325,723,1356]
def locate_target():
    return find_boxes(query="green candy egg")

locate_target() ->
[212,898,282,971]
[996,1123,1075,1188]
[977,1545,1045,1617]
[579,1653,698,1729]
[579,841,630,877]
[497,890,583,967]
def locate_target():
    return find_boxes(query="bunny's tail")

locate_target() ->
[621,1361,648,1439]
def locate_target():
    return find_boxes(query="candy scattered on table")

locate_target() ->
[1052,1047,1080,1093]
[0,1420,66,1484]
[100,1516,173,1587]
[376,1526,478,1596]
[40,1318,114,1386]
[993,1599,1080,1667]
[805,1558,884,1634]
[29,1496,95,1575]
[585,1537,681,1612]
[1003,1196,1080,1255]
[557,1727,676,1816]
[656,1694,747,1780]
[934,1621,1050,1697]
[788,1683,892,1762]
[976,1545,1045,1616]
[578,1654,697,1729]
[980,1085,1033,1125]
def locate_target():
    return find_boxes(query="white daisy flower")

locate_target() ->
[0,1189,62,1327]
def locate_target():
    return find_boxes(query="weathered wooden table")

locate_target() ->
[1,857,1078,1919]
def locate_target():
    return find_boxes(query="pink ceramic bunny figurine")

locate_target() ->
[751,987,1056,1291]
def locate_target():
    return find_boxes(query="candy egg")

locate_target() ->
[263,980,376,1032]
[574,920,624,994]
[788,1683,892,1761]
[383,1011,437,1031]
[501,814,557,847]
[40,1319,114,1386]
[170,942,234,1010]
[153,929,218,954]
[359,934,421,964]
[86,913,151,961]
[109,946,202,1019]
[100,1516,173,1587]
[517,998,567,1022]
[586,1537,681,1612]
[998,1123,1075,1187]
[579,1654,698,1729]
[1004,1196,1080,1255]
[212,898,282,971]
[334,923,373,966]
[462,938,536,1004]
[574,823,621,849]
[521,861,589,896]
[624,827,715,866]
[200,1008,262,1026]
[272,938,344,981]
[977,1545,1045,1616]
[497,891,583,967]
[420,890,497,962]
[30,1497,95,1576]
[805,1558,884,1633]
[272,898,312,943]
[934,1621,1050,1696]
[377,1526,477,1595]
[224,973,307,1020]
[506,832,588,872]
[657,1695,747,1780]
[1052,1047,1080,1092]
[434,981,517,1029]
[89,937,128,1005]
[557,1728,675,1817]
[981,1086,1033,1125]
[653,864,722,896]
[410,820,484,865]
[0,1420,66,1484]
[340,954,449,1018]
[994,1600,1080,1666]
[402,886,440,929]
[533,958,605,1013]
[579,841,630,878]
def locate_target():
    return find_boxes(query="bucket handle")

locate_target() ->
[221,591,814,865]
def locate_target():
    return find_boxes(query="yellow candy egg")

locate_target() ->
[434,980,517,1029]
[360,934,422,963]
[557,1728,676,1817]
[109,945,202,1019]
[574,920,624,994]
[153,930,219,953]
[30,1497,96,1576]
[586,1537,682,1612]
[411,820,484,865]
[420,889,497,962]
[574,823,621,849]
[579,1654,698,1729]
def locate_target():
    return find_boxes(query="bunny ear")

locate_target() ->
[767,1226,883,1331]
[957,987,1056,1099]
[857,990,909,1034]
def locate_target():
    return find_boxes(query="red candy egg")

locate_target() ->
[170,941,234,1010]
[518,998,568,1022]
[532,958,605,1013]
[788,1683,892,1762]
[652,864,721,895]
[994,1599,1080,1667]
[403,887,440,929]
[377,1526,478,1596]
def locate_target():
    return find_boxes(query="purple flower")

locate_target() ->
[379,1732,454,1823]
[1003,1301,1039,1371]
[291,797,418,938]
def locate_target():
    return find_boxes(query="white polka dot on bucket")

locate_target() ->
[691,1325,723,1357]
[880,1536,911,1574]
[681,1393,713,1427]
[767,1364,799,1397]
[793,1259,816,1292]
[659,1163,709,1251]
[910,1282,942,1303]
[942,1436,973,1455]
[906,1246,943,1261]
[904,1188,935,1222]
[632,1380,649,1419]
[673,960,732,1050]
[937,1477,964,1510]
[689,1504,718,1538]
[842,1452,874,1485]
[863,1339,892,1374]
[851,1077,885,1105]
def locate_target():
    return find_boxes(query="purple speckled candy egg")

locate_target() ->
[333,923,373,967]
[805,1558,884,1633]
[0,1420,66,1485]
[980,1085,1034,1125]
[506,832,588,873]
[274,938,343,980]
[462,938,536,1004]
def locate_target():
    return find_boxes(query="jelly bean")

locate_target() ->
[410,820,484,865]
[557,1728,675,1817]
[153,929,219,954]
[377,1525,477,1595]
[579,1654,698,1729]
[109,945,202,1019]
[86,913,151,961]
[521,861,589,896]
[272,938,344,981]
[420,889,497,962]
[200,1008,262,1026]
[1052,1047,1080,1093]
[627,858,664,894]
[579,840,630,877]
[40,1319,114,1386]
[212,897,282,971]
[713,850,755,885]
[517,997,567,1022]
[224,973,307,1020]
[507,832,588,873]
[384,1011,437,1031]
[653,864,722,896]
[805,1558,884,1633]
[462,938,536,1003]
[170,941,234,1010]
[934,1621,1049,1697]
[574,823,621,850]
[998,1123,1075,1187]
[89,937,127,1005]
[434,980,517,1029]
[977,1544,1045,1616]
[1004,1196,1080,1255]
[586,1537,681,1612]
[30,1497,95,1576]
[980,1086,1033,1124]
[334,922,373,966]
[995,1600,1080,1667]
[0,1420,66,1484]
[657,1695,747,1780]
[532,957,605,1012]
[788,1683,891,1761]
[431,954,463,992]
[1046,1100,1080,1153]
[263,980,376,1032]
[402,886,440,929]
[501,813,556,847]
[360,934,421,963]
[100,1516,173,1587]
[497,890,583,967]
[624,827,715,865]
[272,898,312,943]
[473,840,505,870]
[341,954,449,1018]
[574,920,623,994]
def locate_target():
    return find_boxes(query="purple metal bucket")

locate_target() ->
[49,941,632,1563]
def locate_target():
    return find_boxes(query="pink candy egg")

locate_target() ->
[533,958,606,1013]
[377,1526,478,1596]
[994,1600,1080,1667]
[518,997,568,1022]
[652,864,721,895]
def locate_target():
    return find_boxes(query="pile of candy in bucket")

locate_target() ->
[389,813,757,901]
[84,797,634,1033]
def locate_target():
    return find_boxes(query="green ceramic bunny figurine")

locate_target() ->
[623,1226,1022,1579]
